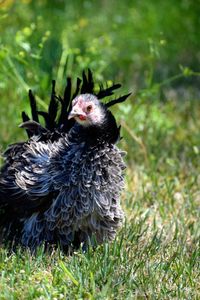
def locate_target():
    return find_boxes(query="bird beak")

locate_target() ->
[68,111,77,120]
[68,107,86,120]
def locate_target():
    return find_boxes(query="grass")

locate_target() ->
[0,1,200,299]
[0,97,199,299]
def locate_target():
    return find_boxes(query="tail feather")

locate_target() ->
[37,111,52,129]
[21,111,31,138]
[47,80,59,130]
[72,77,82,99]
[22,69,131,139]
[58,77,72,127]
[97,83,121,99]
[29,90,39,123]
[80,69,94,94]
[105,92,132,108]
[81,70,90,94]
[87,68,94,92]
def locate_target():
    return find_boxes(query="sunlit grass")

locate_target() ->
[0,1,200,299]
[0,96,199,299]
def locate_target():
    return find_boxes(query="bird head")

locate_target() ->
[68,94,105,127]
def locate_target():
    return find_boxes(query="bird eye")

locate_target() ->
[86,105,92,112]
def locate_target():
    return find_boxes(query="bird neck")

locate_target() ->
[73,110,120,146]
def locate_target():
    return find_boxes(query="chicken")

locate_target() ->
[0,70,130,252]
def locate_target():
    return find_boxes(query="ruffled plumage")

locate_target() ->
[0,70,130,252]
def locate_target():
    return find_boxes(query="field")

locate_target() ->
[0,1,200,299]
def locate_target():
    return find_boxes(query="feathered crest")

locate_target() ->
[21,69,131,138]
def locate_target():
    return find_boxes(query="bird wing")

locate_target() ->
[0,138,56,216]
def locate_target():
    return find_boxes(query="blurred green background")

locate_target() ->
[0,0,199,166]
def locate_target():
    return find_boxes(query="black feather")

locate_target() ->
[80,70,88,93]
[37,111,51,129]
[21,112,31,138]
[21,69,130,140]
[23,69,130,137]
[105,93,132,108]
[58,77,72,127]
[29,90,39,123]
[97,83,121,99]
[21,111,30,123]
[63,77,72,109]
[48,80,59,130]
[19,120,48,135]
[72,77,82,99]
[87,68,94,92]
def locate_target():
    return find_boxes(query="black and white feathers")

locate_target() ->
[0,70,130,252]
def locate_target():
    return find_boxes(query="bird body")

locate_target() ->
[0,71,130,252]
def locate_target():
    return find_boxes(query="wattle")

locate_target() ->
[78,115,87,121]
